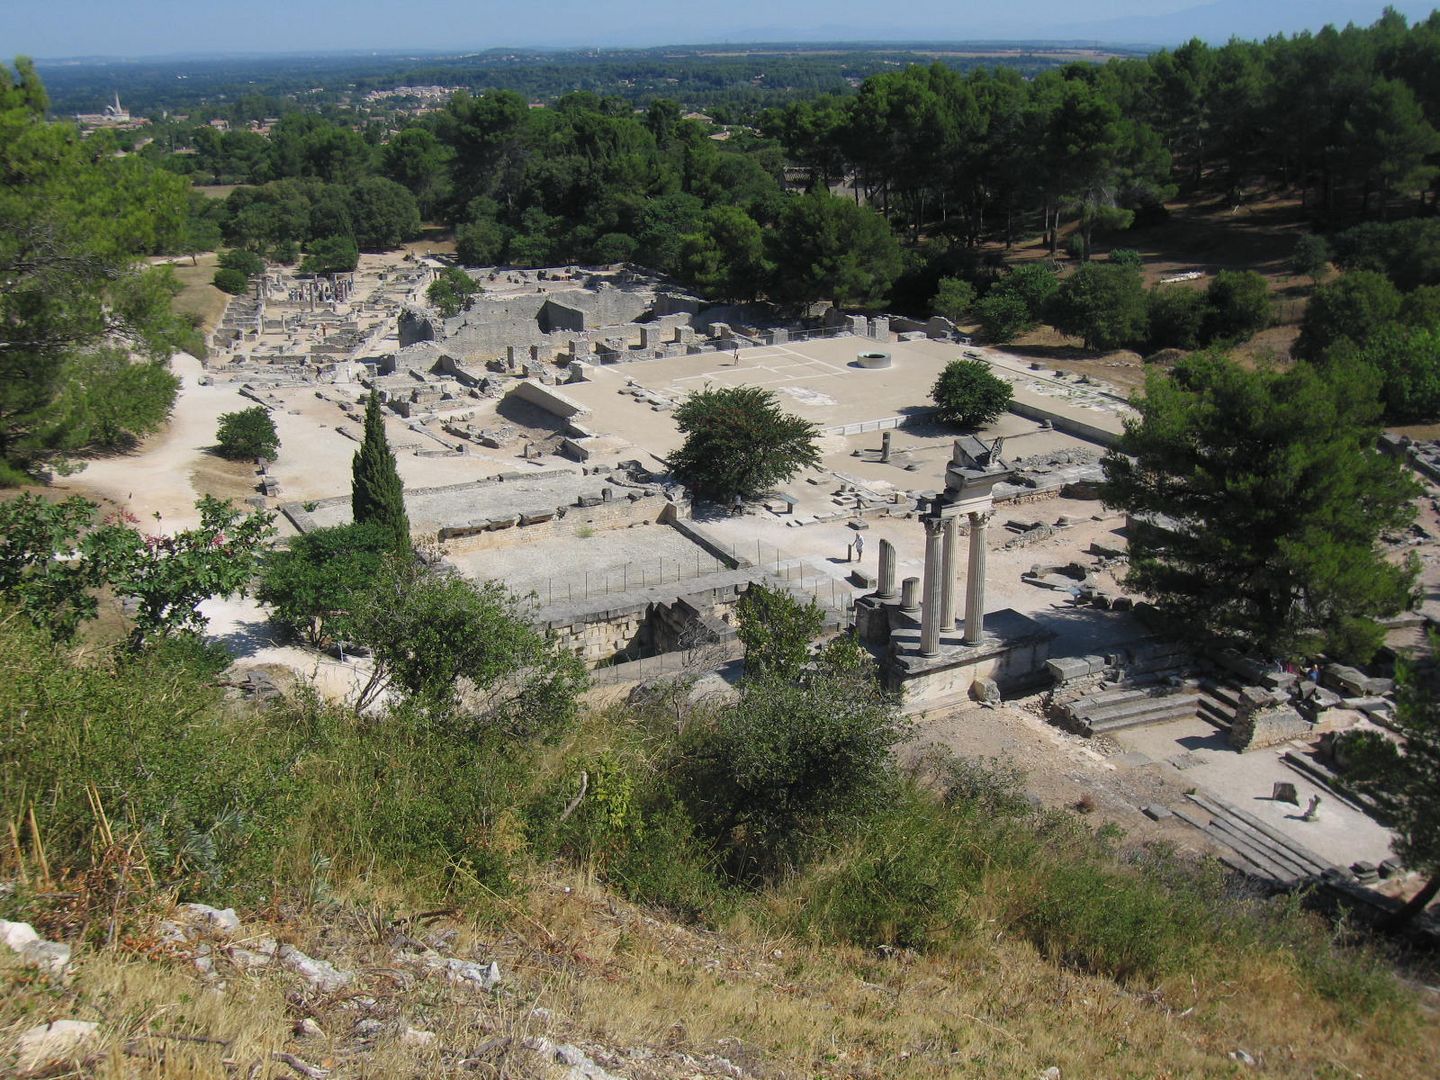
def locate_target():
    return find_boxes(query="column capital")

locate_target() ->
[968,508,994,527]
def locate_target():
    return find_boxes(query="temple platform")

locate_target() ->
[884,609,1054,706]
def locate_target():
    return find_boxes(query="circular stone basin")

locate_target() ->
[857,351,892,369]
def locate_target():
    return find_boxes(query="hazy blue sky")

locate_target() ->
[2,0,1434,57]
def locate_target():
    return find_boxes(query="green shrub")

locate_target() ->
[1049,262,1149,351]
[218,248,266,278]
[931,276,977,323]
[0,612,313,902]
[212,267,248,294]
[1203,269,1273,343]
[790,783,984,948]
[974,292,1031,343]
[931,357,1014,428]
[735,582,824,681]
[299,699,537,898]
[678,664,902,883]
[255,522,393,645]
[1147,284,1207,351]
[300,235,360,275]
[215,405,279,461]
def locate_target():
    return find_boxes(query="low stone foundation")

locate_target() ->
[883,609,1054,707]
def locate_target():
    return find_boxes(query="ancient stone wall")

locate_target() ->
[438,489,669,554]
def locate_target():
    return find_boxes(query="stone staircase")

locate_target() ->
[1170,791,1339,887]
[1062,683,1201,736]
[1196,678,1243,731]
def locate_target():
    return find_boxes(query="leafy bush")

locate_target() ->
[215,405,279,460]
[669,385,821,502]
[217,248,266,277]
[1331,218,1440,291]
[976,263,1060,342]
[0,493,274,646]
[426,266,480,318]
[1294,270,1402,359]
[678,655,902,882]
[931,276,976,322]
[1291,233,1330,284]
[300,234,360,275]
[212,267,249,294]
[348,556,587,727]
[1146,285,1207,351]
[736,582,824,681]
[1325,323,1440,422]
[974,292,1031,343]
[931,357,1013,428]
[1049,262,1149,351]
[1203,269,1273,342]
[255,522,393,645]
[1401,284,1440,330]
[791,782,984,948]
[0,612,313,901]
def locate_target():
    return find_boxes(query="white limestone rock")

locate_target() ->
[177,903,242,935]
[404,951,501,991]
[17,1019,100,1069]
[2,919,71,978]
[402,1026,437,1047]
[0,919,40,952]
[278,943,354,993]
[526,1037,626,1080]
[24,940,72,978]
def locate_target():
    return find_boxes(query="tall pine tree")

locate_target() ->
[1102,353,1418,662]
[351,392,410,552]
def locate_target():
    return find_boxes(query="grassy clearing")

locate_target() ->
[160,253,229,340]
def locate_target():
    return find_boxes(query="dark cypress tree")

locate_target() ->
[351,393,410,551]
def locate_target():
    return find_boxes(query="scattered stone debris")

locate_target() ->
[16,1019,100,1070]
[0,918,71,978]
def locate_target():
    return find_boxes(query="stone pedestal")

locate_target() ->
[900,576,920,614]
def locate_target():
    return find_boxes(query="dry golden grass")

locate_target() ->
[163,253,230,338]
[6,866,1434,1080]
[188,453,261,504]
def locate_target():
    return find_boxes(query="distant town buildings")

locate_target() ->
[75,92,149,133]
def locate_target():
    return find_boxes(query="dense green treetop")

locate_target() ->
[1,58,194,482]
[668,385,821,503]
[215,405,280,461]
[931,358,1014,429]
[1103,353,1418,662]
[1049,262,1149,351]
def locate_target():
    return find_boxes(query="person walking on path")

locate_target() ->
[852,534,865,562]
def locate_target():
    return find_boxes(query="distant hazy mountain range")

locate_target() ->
[712,2,1435,49]
[1046,0,1432,45]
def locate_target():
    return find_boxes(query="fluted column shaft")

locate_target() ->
[919,517,945,657]
[964,510,991,646]
[940,515,960,629]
